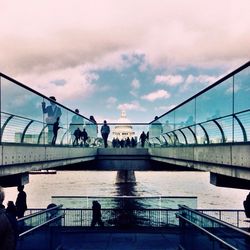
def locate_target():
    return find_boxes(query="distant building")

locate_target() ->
[112,111,135,140]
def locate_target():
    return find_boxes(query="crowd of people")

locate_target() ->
[0,185,27,249]
[112,137,137,148]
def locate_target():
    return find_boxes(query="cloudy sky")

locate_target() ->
[1,0,249,122]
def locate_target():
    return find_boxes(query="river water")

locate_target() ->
[3,171,249,210]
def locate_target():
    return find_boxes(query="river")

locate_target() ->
[3,171,249,209]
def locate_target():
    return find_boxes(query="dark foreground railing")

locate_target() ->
[17,205,63,250]
[19,206,250,250]
[177,205,250,250]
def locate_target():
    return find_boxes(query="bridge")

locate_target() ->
[1,61,250,189]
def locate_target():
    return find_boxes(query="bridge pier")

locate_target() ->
[116,170,136,184]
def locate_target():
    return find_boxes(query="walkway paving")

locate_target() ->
[60,228,180,250]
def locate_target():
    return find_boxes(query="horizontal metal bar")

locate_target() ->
[19,214,63,238]
[18,205,63,222]
[178,214,238,250]
[179,205,250,237]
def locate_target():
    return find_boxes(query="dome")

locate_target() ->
[112,111,135,140]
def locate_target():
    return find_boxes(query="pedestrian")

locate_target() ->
[70,109,84,143]
[91,200,104,227]
[81,128,88,146]
[0,186,16,250]
[15,185,27,219]
[140,131,147,147]
[6,201,18,247]
[52,117,61,145]
[42,96,62,144]
[101,120,110,148]
[73,128,81,146]
[86,115,98,145]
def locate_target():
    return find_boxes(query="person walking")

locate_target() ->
[52,117,61,145]
[15,185,27,219]
[101,120,110,148]
[91,201,104,227]
[81,128,88,146]
[140,131,147,148]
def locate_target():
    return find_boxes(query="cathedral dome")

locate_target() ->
[112,111,135,140]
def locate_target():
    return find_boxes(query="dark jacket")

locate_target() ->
[0,207,16,250]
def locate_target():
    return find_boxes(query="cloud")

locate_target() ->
[130,78,140,97]
[106,96,117,108]
[131,78,140,89]
[185,74,219,85]
[0,0,249,76]
[155,104,177,112]
[141,89,170,102]
[154,74,184,86]
[15,66,98,101]
[118,101,146,111]
[179,74,220,92]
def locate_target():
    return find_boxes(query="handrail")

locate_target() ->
[18,204,63,222]
[179,205,250,237]
[19,214,63,238]
[178,214,238,250]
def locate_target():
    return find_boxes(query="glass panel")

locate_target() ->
[162,113,175,133]
[23,121,44,144]
[175,100,195,129]
[175,130,186,144]
[2,116,29,143]
[195,125,207,144]
[149,118,163,139]
[234,66,250,113]
[196,77,233,123]
[202,121,222,143]
[1,77,44,121]
[216,117,233,143]
[181,128,195,144]
[235,112,250,142]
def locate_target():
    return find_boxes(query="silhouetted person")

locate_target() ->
[42,96,62,144]
[131,137,136,147]
[140,131,147,147]
[244,192,250,218]
[15,185,27,219]
[91,201,104,227]
[125,137,131,147]
[112,138,116,148]
[101,120,110,148]
[52,117,61,145]
[86,115,98,145]
[70,109,84,143]
[6,201,18,247]
[81,128,88,146]
[0,186,16,250]
[120,139,125,148]
[73,128,81,146]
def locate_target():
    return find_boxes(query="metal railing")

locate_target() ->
[1,62,250,147]
[148,61,250,146]
[177,205,250,250]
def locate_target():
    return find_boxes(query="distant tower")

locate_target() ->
[112,110,135,140]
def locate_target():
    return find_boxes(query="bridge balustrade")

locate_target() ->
[1,62,250,148]
[0,73,94,145]
[148,62,250,147]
